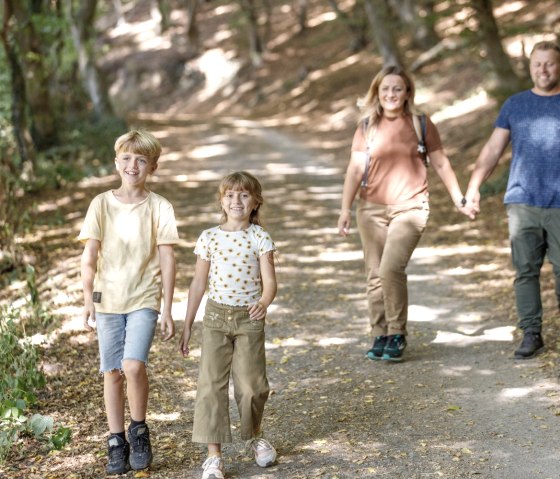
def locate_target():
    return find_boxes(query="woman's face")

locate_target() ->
[378,74,409,117]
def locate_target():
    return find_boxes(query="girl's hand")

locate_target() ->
[248,301,267,321]
[179,328,192,357]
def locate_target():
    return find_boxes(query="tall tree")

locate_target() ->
[3,0,58,151]
[238,0,265,67]
[470,0,524,91]
[154,0,171,33]
[363,0,403,67]
[389,0,440,49]
[67,0,115,118]
[0,0,35,170]
[326,0,368,52]
[183,0,200,53]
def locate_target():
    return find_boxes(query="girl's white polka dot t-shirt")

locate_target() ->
[194,224,276,306]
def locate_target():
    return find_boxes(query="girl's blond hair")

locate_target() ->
[218,171,264,226]
[114,130,162,164]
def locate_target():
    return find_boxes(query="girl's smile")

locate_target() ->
[221,189,257,228]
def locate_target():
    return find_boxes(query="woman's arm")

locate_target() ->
[338,151,367,236]
[429,149,476,219]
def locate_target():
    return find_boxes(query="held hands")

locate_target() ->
[248,301,267,321]
[457,192,481,220]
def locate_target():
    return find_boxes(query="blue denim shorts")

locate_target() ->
[95,308,158,372]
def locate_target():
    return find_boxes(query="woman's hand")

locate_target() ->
[338,210,352,236]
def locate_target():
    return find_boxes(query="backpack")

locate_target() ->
[361,114,428,188]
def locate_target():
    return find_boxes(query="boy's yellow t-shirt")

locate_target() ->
[78,191,179,314]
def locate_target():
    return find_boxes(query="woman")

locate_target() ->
[337,65,473,361]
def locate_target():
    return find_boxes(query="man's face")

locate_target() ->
[530,49,560,95]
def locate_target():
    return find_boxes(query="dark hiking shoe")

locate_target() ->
[382,334,407,361]
[106,434,130,475]
[366,335,388,360]
[128,423,153,470]
[514,332,544,359]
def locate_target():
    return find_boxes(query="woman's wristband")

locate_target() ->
[456,197,467,208]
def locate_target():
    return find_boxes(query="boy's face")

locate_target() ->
[115,152,157,186]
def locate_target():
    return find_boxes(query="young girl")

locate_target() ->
[179,171,277,479]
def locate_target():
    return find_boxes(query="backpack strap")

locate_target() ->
[361,118,376,188]
[412,114,429,167]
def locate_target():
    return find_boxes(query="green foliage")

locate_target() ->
[0,306,70,461]
[481,169,509,197]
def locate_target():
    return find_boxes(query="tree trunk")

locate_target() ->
[470,0,523,90]
[155,0,172,33]
[389,0,440,49]
[238,0,264,67]
[68,0,115,118]
[326,0,368,52]
[183,0,200,52]
[363,0,403,67]
[293,0,308,34]
[1,0,36,171]
[5,0,58,151]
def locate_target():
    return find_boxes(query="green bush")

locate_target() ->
[0,306,70,461]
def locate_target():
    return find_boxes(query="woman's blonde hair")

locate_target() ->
[218,171,264,226]
[114,130,162,164]
[357,65,418,137]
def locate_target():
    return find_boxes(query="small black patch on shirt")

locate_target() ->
[93,291,102,303]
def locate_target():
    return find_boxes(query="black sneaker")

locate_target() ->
[366,335,388,360]
[106,434,130,475]
[514,332,544,359]
[128,423,153,470]
[382,334,407,361]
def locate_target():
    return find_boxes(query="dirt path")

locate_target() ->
[6,118,560,479]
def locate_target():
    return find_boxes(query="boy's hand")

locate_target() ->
[82,303,96,331]
[179,328,192,357]
[160,311,175,341]
[248,301,267,321]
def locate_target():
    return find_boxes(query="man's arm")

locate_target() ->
[466,127,511,213]
[158,244,176,341]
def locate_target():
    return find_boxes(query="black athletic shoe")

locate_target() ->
[382,334,407,361]
[106,434,130,475]
[366,335,388,360]
[514,332,544,359]
[128,423,153,470]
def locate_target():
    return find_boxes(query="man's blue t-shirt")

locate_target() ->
[495,90,560,207]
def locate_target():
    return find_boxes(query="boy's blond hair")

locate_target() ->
[114,130,162,164]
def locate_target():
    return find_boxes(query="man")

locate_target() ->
[466,41,560,359]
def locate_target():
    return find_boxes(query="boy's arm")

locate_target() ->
[248,251,277,320]
[179,257,210,357]
[158,244,176,341]
[81,239,100,331]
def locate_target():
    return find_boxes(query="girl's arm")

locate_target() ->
[428,149,476,219]
[248,251,277,320]
[337,150,366,236]
[179,256,210,357]
[81,239,100,331]
[158,244,176,341]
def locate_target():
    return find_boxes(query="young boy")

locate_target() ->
[79,130,179,475]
